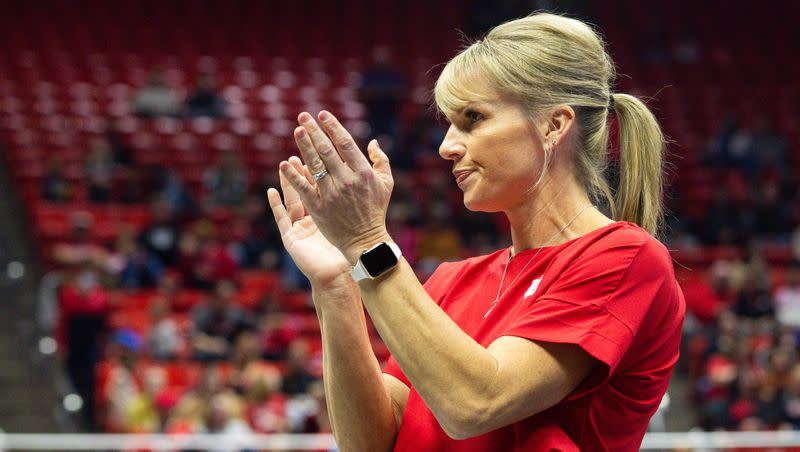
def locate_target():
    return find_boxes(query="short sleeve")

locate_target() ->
[502,230,673,399]
[383,261,460,387]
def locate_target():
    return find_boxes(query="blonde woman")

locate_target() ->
[267,12,685,451]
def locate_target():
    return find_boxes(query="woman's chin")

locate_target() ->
[462,193,496,212]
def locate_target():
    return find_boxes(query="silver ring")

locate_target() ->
[312,169,329,181]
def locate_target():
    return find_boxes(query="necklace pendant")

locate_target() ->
[484,301,497,319]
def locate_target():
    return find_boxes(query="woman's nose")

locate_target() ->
[438,125,465,161]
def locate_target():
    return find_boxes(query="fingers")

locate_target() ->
[279,160,318,208]
[293,122,327,176]
[367,139,391,175]
[318,110,370,173]
[266,188,291,235]
[282,159,308,220]
[298,112,349,181]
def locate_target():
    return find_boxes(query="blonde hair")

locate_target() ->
[435,12,665,235]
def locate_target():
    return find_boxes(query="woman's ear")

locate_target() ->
[545,105,576,147]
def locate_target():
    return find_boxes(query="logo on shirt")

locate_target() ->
[524,278,542,299]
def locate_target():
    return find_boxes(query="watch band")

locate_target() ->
[351,241,402,282]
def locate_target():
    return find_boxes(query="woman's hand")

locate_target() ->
[278,111,395,265]
[267,163,352,288]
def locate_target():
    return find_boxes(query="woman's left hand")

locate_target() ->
[279,110,395,265]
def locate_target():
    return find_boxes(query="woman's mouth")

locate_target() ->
[455,171,474,187]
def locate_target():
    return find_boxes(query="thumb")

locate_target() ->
[367,139,391,176]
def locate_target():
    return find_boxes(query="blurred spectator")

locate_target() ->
[121,366,166,433]
[86,136,115,203]
[683,261,735,325]
[41,156,72,202]
[299,381,331,434]
[185,72,226,118]
[204,149,248,207]
[703,114,740,169]
[131,68,180,117]
[143,165,197,215]
[733,250,774,319]
[776,264,800,329]
[281,339,317,396]
[140,197,182,267]
[177,220,239,290]
[229,194,282,269]
[696,186,745,245]
[245,373,288,433]
[206,391,254,452]
[52,211,109,268]
[259,311,299,362]
[751,115,789,171]
[59,263,113,430]
[416,201,463,262]
[397,112,446,170]
[146,296,182,361]
[229,332,281,397]
[103,119,135,168]
[103,329,146,432]
[749,180,792,242]
[165,394,207,434]
[106,225,164,288]
[191,279,254,361]
[358,46,406,147]
[783,364,800,427]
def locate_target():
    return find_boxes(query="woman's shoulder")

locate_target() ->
[558,221,675,284]
[568,221,669,260]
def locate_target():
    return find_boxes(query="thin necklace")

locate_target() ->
[484,204,594,318]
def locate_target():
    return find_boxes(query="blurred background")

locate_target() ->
[0,0,799,450]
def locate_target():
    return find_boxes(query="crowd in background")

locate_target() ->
[42,57,513,437]
[28,32,800,440]
[665,97,800,433]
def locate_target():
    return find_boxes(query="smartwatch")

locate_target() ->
[351,241,402,282]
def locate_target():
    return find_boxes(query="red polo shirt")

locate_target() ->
[384,221,685,451]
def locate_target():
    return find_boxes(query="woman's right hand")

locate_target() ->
[267,157,352,289]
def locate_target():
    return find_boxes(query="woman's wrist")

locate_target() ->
[343,229,394,266]
[310,269,356,294]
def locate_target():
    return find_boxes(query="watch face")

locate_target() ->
[361,242,399,277]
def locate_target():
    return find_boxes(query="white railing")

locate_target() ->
[0,433,335,451]
[3,432,800,450]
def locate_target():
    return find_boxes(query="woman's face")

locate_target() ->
[439,95,545,212]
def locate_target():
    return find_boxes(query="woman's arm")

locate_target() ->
[279,111,595,440]
[313,274,408,451]
[351,245,595,439]
[266,167,407,450]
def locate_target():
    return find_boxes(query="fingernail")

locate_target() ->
[295,127,306,138]
[298,112,311,124]
[319,110,332,122]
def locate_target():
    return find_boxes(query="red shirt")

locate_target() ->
[384,221,685,451]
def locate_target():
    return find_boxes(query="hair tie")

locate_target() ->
[608,94,615,112]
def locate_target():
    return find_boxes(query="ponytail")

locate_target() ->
[611,93,664,236]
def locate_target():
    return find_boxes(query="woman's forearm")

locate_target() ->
[356,256,500,438]
[313,276,398,452]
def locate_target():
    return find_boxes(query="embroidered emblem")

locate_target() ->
[524,278,542,299]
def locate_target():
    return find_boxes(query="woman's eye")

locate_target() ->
[464,109,483,124]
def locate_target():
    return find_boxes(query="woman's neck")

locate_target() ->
[504,173,612,257]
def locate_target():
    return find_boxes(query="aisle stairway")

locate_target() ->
[0,144,59,433]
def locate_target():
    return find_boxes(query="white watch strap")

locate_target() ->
[351,260,370,282]
[351,242,402,282]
